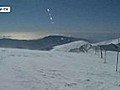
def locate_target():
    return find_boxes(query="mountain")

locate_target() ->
[0,35,88,50]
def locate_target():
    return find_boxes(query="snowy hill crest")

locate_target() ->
[52,40,92,53]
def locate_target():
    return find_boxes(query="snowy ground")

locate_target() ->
[0,48,120,90]
[51,40,89,52]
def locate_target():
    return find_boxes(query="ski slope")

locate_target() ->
[0,48,120,90]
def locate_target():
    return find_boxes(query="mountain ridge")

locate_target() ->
[0,35,89,50]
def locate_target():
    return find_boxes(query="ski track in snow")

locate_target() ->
[0,48,120,90]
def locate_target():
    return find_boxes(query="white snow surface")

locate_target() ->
[92,38,120,46]
[51,40,89,52]
[0,48,120,90]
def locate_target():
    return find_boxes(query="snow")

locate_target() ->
[0,47,120,90]
[92,38,120,46]
[51,40,90,52]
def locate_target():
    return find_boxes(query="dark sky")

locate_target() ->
[0,0,120,41]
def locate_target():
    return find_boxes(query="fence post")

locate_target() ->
[104,50,106,63]
[116,52,119,72]
[100,46,103,58]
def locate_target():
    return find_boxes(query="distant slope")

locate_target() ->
[91,38,120,52]
[0,35,87,50]
[92,38,120,46]
[52,40,91,52]
[52,37,120,53]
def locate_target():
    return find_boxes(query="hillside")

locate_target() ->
[92,38,120,46]
[0,35,83,50]
[52,40,91,52]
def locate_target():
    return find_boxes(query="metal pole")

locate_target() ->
[100,46,103,58]
[104,50,106,63]
[94,47,96,55]
[116,52,119,72]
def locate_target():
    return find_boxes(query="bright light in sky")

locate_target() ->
[0,0,120,41]
[47,8,50,12]
[50,17,53,20]
[46,8,55,24]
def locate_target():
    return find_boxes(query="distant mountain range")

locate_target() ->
[0,35,89,50]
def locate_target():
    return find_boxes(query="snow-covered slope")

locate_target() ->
[51,40,91,52]
[0,48,120,90]
[92,38,120,46]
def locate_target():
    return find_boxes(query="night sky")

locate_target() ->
[0,0,120,41]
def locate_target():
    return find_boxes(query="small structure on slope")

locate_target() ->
[99,43,120,72]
